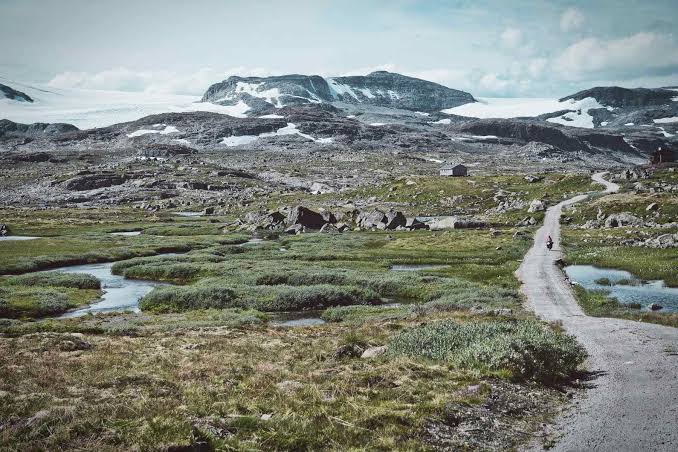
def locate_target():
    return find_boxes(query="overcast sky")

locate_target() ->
[2,0,677,97]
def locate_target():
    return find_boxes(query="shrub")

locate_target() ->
[259,285,381,311]
[388,320,586,384]
[0,289,72,318]
[594,278,612,286]
[4,272,101,289]
[139,286,237,313]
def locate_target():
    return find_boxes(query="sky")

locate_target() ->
[1,0,677,98]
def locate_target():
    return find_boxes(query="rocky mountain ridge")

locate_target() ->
[0,83,33,103]
[201,71,475,114]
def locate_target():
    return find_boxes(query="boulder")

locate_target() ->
[524,175,543,183]
[648,303,663,311]
[320,211,337,224]
[405,217,428,230]
[604,213,643,228]
[286,206,326,229]
[357,209,387,229]
[428,216,487,230]
[319,223,340,234]
[516,216,537,227]
[527,199,546,213]
[0,224,7,236]
[284,224,304,235]
[382,210,407,230]
[646,202,659,211]
[361,345,388,359]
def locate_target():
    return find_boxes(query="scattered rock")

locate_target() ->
[0,223,8,236]
[335,343,365,359]
[646,202,659,211]
[648,303,663,311]
[524,175,543,183]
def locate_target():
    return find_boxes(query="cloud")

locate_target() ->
[47,67,274,95]
[554,32,678,80]
[500,27,523,48]
[560,8,586,32]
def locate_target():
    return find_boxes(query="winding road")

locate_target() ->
[517,172,678,451]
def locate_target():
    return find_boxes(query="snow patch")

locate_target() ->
[431,118,451,125]
[600,121,609,126]
[657,127,674,137]
[443,96,605,129]
[624,123,635,126]
[415,111,430,117]
[259,114,284,119]
[358,88,375,99]
[221,123,332,147]
[127,125,179,137]
[171,138,191,145]
[327,79,359,100]
[653,116,678,124]
[369,123,386,126]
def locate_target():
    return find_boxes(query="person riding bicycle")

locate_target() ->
[546,235,553,250]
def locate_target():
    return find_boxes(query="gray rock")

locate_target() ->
[527,199,546,213]
[361,345,388,359]
[646,203,659,211]
[0,223,7,236]
[605,213,643,228]
[648,303,663,311]
[286,205,326,229]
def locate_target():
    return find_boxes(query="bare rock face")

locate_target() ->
[63,173,128,191]
[286,206,326,230]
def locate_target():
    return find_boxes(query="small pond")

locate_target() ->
[271,310,326,328]
[174,211,203,217]
[564,265,678,312]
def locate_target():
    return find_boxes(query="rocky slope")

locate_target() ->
[201,71,475,114]
[553,86,678,132]
[0,83,33,102]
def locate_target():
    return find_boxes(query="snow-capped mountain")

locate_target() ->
[201,71,475,114]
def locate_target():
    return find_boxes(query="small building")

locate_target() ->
[650,146,675,164]
[440,164,468,177]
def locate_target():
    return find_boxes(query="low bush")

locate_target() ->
[140,283,380,313]
[0,288,72,318]
[139,286,237,313]
[388,319,586,384]
[4,272,101,290]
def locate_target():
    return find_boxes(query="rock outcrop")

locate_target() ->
[0,83,33,102]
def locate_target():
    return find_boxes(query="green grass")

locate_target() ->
[3,272,101,289]
[0,285,101,319]
[388,319,587,384]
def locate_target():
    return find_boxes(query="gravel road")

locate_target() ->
[517,172,678,451]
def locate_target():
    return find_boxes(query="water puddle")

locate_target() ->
[564,265,678,312]
[110,231,142,236]
[0,236,40,241]
[174,211,203,217]
[271,311,326,327]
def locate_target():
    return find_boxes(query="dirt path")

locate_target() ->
[517,172,678,451]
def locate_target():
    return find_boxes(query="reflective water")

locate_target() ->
[0,236,40,241]
[49,262,165,318]
[564,265,678,312]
